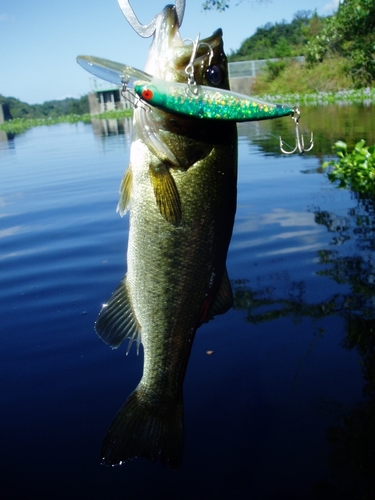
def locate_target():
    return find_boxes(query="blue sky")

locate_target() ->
[0,0,339,104]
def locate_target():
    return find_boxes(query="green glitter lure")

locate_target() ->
[76,55,295,122]
[134,78,295,121]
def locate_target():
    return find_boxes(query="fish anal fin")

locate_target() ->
[201,268,233,324]
[95,277,141,352]
[117,166,133,217]
[149,163,182,225]
[101,386,184,469]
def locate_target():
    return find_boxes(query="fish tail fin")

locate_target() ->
[101,387,184,469]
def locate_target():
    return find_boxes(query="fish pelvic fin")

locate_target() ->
[117,166,132,217]
[95,277,141,353]
[200,268,233,325]
[149,163,182,225]
[101,386,184,469]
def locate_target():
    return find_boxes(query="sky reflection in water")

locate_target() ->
[1,107,374,498]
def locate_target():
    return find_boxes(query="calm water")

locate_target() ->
[1,105,375,499]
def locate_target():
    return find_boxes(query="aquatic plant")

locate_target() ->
[258,87,375,107]
[323,140,375,196]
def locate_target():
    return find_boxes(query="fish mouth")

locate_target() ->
[145,5,224,84]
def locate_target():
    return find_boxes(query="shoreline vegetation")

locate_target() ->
[2,3,374,135]
[0,109,132,135]
[1,84,374,135]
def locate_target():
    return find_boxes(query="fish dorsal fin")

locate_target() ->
[117,166,133,216]
[149,163,182,225]
[95,277,141,353]
[201,268,233,325]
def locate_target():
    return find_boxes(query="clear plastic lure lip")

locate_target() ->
[76,55,152,87]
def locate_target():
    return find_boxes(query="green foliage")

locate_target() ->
[252,56,352,96]
[0,109,132,135]
[0,94,89,119]
[264,59,286,81]
[306,0,375,87]
[323,140,375,196]
[202,0,230,11]
[228,10,317,61]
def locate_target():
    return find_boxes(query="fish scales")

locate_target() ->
[96,5,237,468]
[128,122,236,385]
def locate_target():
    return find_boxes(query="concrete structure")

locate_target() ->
[228,56,305,96]
[88,88,133,115]
[0,103,12,124]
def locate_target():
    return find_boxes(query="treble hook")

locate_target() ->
[184,34,214,95]
[117,0,186,38]
[279,109,314,155]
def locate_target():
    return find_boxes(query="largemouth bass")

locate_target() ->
[96,5,237,468]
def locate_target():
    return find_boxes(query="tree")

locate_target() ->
[306,0,375,87]
[202,0,231,11]
[228,11,315,61]
[202,0,267,11]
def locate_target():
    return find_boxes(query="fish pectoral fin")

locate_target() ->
[95,277,141,353]
[117,166,133,216]
[149,163,182,225]
[202,268,233,324]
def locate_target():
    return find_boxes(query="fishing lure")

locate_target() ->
[133,78,295,121]
[77,55,313,152]
[77,55,294,121]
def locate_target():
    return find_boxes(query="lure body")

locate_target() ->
[76,55,295,122]
[134,77,295,121]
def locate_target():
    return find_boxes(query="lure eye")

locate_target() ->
[141,88,154,101]
[206,65,223,86]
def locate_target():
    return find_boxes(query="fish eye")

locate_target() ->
[206,65,223,86]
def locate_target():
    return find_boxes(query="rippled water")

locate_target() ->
[1,109,374,499]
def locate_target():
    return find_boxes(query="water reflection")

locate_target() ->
[238,104,375,158]
[3,103,375,497]
[91,117,132,137]
[90,103,374,156]
[313,317,375,498]
[0,130,14,148]
[232,188,375,498]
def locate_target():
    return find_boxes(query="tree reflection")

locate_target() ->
[313,317,375,498]
[232,192,375,498]
[238,104,375,158]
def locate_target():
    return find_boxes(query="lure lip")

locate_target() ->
[76,55,152,87]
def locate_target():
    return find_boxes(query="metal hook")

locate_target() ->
[184,35,201,93]
[117,0,186,38]
[279,109,314,155]
[184,35,215,96]
[121,77,151,112]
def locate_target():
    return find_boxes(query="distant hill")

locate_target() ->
[0,94,89,119]
[228,10,325,61]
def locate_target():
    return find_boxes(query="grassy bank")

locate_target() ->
[251,57,375,105]
[0,109,132,135]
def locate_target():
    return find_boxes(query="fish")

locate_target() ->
[95,4,237,468]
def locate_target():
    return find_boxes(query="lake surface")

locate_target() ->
[1,105,375,499]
